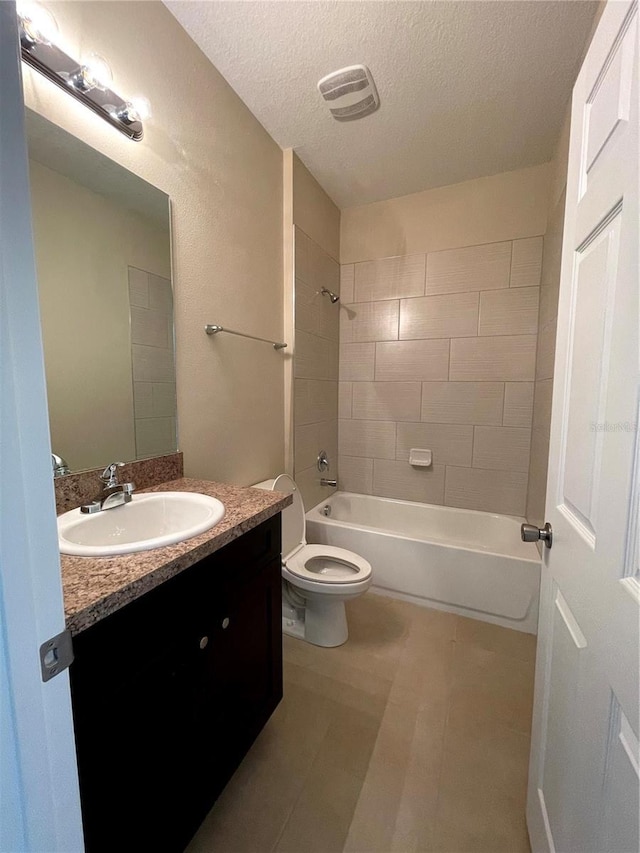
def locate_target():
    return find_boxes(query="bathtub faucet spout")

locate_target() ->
[320,478,337,488]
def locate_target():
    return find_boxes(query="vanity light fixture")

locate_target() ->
[17,2,149,141]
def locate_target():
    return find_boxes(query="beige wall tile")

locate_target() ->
[295,227,339,291]
[151,382,177,418]
[421,382,504,425]
[539,281,560,329]
[426,242,511,296]
[130,306,170,348]
[340,264,355,303]
[132,344,175,382]
[396,422,473,467]
[133,382,153,419]
[339,420,396,459]
[148,274,172,312]
[478,287,539,336]
[295,279,319,336]
[355,254,426,302]
[296,464,333,512]
[294,228,312,285]
[295,379,338,425]
[375,339,450,382]
[294,330,335,380]
[318,294,340,342]
[399,292,479,340]
[373,460,445,504]
[532,378,554,435]
[445,466,528,515]
[295,420,338,473]
[526,426,550,527]
[339,382,353,419]
[327,340,339,379]
[128,267,149,307]
[341,301,399,343]
[449,336,537,381]
[510,236,543,288]
[536,319,557,380]
[135,417,176,457]
[339,343,376,381]
[503,383,534,428]
[339,456,374,494]
[472,426,531,473]
[353,382,422,421]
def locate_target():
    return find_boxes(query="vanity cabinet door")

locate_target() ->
[193,554,283,801]
[69,516,282,853]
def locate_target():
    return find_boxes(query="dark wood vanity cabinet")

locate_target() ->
[69,515,283,853]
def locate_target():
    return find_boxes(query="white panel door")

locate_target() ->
[527,2,639,852]
[0,3,84,850]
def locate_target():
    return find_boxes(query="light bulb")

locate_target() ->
[118,95,152,124]
[79,53,113,91]
[129,96,151,122]
[17,1,58,46]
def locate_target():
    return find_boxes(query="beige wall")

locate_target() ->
[23,1,284,486]
[30,159,170,473]
[290,155,341,510]
[341,163,550,264]
[338,165,550,514]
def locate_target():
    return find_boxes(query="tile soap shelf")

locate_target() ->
[409,448,432,467]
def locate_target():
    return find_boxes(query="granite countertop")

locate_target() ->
[61,478,291,636]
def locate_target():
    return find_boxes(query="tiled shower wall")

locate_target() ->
[128,266,177,459]
[338,238,544,515]
[293,227,340,509]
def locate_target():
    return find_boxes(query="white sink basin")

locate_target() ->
[58,491,225,557]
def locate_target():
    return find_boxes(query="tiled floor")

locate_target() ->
[187,592,536,853]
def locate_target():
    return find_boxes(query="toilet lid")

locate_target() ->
[271,473,307,557]
[285,544,372,584]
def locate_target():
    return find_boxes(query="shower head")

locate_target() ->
[321,287,340,304]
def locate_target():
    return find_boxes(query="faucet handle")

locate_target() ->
[100,462,125,487]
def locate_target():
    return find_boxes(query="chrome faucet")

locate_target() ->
[80,462,136,514]
[52,453,71,477]
[320,478,337,488]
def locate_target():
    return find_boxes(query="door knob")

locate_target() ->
[521,522,553,549]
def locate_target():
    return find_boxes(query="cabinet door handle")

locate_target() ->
[199,636,209,649]
[222,617,230,630]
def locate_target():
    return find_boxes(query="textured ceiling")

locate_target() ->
[165,0,598,209]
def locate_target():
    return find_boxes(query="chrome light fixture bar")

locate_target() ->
[18,3,147,141]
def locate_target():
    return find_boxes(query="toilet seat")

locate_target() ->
[285,544,372,584]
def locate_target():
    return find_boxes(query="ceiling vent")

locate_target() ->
[317,65,380,122]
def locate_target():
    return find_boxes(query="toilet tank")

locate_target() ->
[252,475,305,558]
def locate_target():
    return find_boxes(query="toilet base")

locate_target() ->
[305,597,348,647]
[282,592,349,648]
[282,600,305,641]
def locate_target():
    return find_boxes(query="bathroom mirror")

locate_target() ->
[26,110,176,475]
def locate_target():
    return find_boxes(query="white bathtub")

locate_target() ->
[306,492,541,634]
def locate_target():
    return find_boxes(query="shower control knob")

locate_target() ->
[521,522,553,549]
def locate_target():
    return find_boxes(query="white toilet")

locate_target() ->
[254,474,372,647]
